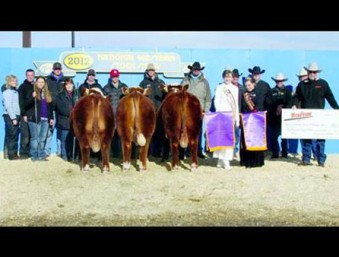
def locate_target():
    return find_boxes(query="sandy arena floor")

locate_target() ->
[1,152,339,226]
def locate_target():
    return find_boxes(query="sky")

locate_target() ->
[1,31,339,50]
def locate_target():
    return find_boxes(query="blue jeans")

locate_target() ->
[60,129,75,160]
[45,111,61,156]
[3,114,20,159]
[28,120,49,160]
[301,139,326,164]
[234,126,240,155]
[60,129,69,160]
[288,139,298,154]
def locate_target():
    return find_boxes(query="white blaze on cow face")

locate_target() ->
[88,88,104,96]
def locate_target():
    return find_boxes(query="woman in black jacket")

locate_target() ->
[56,78,79,161]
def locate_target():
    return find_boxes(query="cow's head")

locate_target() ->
[159,84,189,94]
[122,86,152,96]
[81,87,89,96]
[88,88,104,96]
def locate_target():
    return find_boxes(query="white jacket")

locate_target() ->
[214,82,239,127]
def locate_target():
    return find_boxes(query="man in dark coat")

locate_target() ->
[78,69,103,96]
[249,66,272,152]
[45,62,66,157]
[266,73,292,159]
[103,69,127,158]
[139,63,166,158]
[292,63,339,167]
[18,69,35,158]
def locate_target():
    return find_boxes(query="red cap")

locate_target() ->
[110,69,120,78]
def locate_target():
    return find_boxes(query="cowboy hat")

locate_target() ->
[304,62,322,73]
[187,61,205,70]
[232,69,243,77]
[296,68,308,77]
[271,72,288,82]
[146,63,156,71]
[248,66,265,74]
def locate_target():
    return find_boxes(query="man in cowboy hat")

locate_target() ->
[248,65,272,153]
[296,67,308,82]
[232,68,244,158]
[292,62,339,167]
[181,61,212,159]
[294,67,317,159]
[248,66,271,109]
[266,73,292,159]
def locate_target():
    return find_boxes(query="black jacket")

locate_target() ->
[292,78,339,109]
[25,93,53,123]
[266,85,292,126]
[56,90,79,130]
[139,72,165,110]
[255,80,271,110]
[103,79,128,114]
[78,79,103,96]
[46,73,66,110]
[18,79,34,116]
[241,88,265,113]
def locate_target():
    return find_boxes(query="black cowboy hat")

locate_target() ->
[188,61,205,71]
[232,69,243,77]
[248,66,265,74]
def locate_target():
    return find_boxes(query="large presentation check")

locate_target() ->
[281,109,339,139]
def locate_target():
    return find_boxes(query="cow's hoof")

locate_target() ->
[102,167,109,174]
[191,164,198,172]
[82,164,89,173]
[172,165,179,170]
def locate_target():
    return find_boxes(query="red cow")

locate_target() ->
[158,84,202,171]
[116,87,156,171]
[70,88,115,173]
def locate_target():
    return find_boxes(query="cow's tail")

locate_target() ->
[133,92,146,146]
[179,91,188,148]
[90,96,101,152]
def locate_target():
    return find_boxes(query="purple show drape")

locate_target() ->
[204,112,234,152]
[240,111,267,151]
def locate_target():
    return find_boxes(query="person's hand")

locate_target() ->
[23,116,27,122]
[32,91,37,98]
[292,105,297,110]
[12,119,18,126]
[49,119,54,126]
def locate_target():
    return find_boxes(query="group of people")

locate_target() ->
[2,61,338,171]
[210,62,339,170]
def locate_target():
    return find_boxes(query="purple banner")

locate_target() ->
[204,112,235,152]
[241,111,267,151]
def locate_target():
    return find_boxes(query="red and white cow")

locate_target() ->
[70,88,115,173]
[116,87,156,171]
[158,84,202,171]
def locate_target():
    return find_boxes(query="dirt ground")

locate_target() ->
[1,152,339,226]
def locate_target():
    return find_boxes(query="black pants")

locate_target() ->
[3,114,20,159]
[19,116,30,157]
[111,130,122,158]
[270,125,288,157]
[3,135,8,158]
[149,123,164,157]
